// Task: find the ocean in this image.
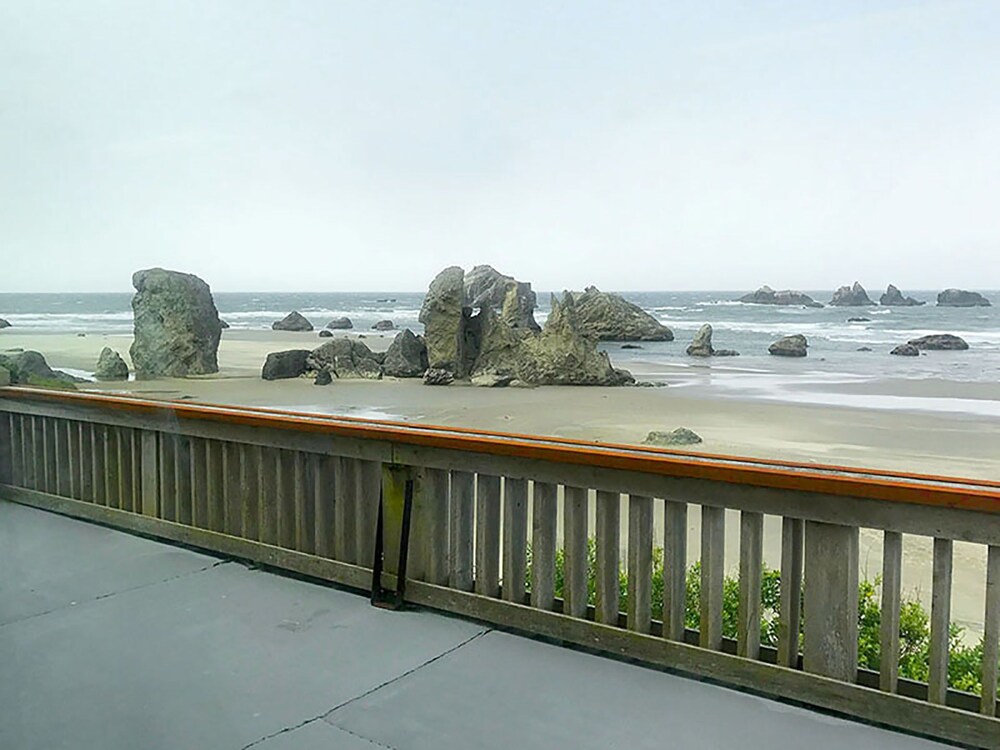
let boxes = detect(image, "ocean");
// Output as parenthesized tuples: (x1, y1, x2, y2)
(2, 290, 999, 414)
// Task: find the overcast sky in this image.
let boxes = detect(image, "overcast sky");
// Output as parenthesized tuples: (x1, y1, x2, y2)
(2, 1, 998, 293)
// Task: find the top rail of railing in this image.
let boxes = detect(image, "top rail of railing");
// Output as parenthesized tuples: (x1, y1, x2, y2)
(2, 385, 999, 513)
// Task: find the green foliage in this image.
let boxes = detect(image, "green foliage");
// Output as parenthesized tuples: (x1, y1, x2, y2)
(527, 538, 991, 695)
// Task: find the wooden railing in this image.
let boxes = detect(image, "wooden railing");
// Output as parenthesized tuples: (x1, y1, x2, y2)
(0, 387, 998, 747)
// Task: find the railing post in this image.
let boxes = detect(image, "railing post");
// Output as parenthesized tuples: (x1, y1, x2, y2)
(803, 521, 859, 682)
(140, 431, 159, 517)
(413, 467, 449, 585)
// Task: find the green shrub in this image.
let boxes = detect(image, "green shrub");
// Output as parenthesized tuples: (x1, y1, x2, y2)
(526, 539, 991, 695)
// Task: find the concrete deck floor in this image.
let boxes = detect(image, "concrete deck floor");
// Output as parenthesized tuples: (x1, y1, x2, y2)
(1, 500, 951, 750)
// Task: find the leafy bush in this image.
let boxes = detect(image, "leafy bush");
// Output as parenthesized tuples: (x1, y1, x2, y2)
(526, 539, 991, 695)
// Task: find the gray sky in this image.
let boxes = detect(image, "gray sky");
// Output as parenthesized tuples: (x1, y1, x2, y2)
(2, 1, 998, 292)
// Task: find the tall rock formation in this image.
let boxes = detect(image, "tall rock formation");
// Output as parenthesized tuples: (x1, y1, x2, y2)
(738, 286, 822, 308)
(937, 289, 992, 307)
(880, 285, 924, 307)
(463, 264, 540, 332)
(130, 268, 222, 379)
(829, 282, 876, 307)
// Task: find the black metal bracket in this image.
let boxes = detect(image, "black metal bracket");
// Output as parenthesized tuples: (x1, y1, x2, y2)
(370, 476, 414, 610)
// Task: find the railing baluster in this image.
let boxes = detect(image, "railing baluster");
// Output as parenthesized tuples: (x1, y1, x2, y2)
(778, 517, 804, 668)
(700, 505, 725, 650)
(983, 545, 1000, 717)
(92, 424, 107, 506)
(738, 510, 763, 659)
(880, 530, 903, 693)
(333, 456, 356, 563)
(257, 447, 278, 545)
(12, 414, 26, 487)
(66, 420, 80, 499)
(595, 489, 620, 625)
(276, 449, 295, 548)
(105, 426, 121, 509)
(355, 460, 380, 566)
(502, 477, 528, 603)
(78, 423, 94, 502)
(55, 419, 71, 497)
(0, 412, 13, 487)
(531, 481, 558, 611)
(31, 416, 43, 492)
(449, 470, 475, 592)
(929, 537, 954, 705)
(627, 494, 653, 634)
(204, 440, 223, 531)
(174, 436, 192, 525)
(313, 454, 333, 557)
(130, 429, 142, 511)
(803, 521, 859, 682)
(159, 433, 177, 521)
(475, 474, 501, 598)
(292, 451, 311, 552)
(562, 485, 589, 619)
(42, 417, 55, 494)
(415, 467, 449, 585)
(118, 427, 133, 512)
(140, 430, 159, 517)
(240, 444, 260, 541)
(662, 500, 688, 641)
(223, 441, 242, 536)
(190, 437, 208, 528)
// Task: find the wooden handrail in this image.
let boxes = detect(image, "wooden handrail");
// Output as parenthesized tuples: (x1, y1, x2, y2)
(2, 385, 998, 514)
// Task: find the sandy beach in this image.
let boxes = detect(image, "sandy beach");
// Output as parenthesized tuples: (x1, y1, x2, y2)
(3, 327, 999, 639)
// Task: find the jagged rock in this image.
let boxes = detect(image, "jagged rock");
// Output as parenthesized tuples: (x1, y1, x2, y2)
(0, 318, 10, 329)
(738, 286, 823, 308)
(937, 289, 991, 307)
(907, 334, 969, 351)
(464, 264, 540, 331)
(471, 371, 514, 388)
(0, 350, 80, 388)
(891, 344, 920, 357)
(830, 282, 876, 306)
(326, 317, 353, 330)
(95, 347, 129, 381)
(643, 428, 703, 446)
(848, 317, 872, 323)
(880, 285, 924, 307)
(272, 311, 313, 331)
(314, 370, 333, 386)
(130, 268, 222, 378)
(769, 334, 808, 357)
(384, 329, 429, 378)
(567, 286, 673, 341)
(474, 295, 633, 386)
(307, 339, 383, 379)
(686, 324, 714, 357)
(261, 350, 311, 380)
(0, 366, 9, 386)
(372, 319, 395, 331)
(423, 368, 454, 386)
(318, 330, 333, 338)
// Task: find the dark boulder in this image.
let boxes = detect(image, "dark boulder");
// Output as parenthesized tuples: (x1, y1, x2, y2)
(261, 350, 311, 380)
(880, 285, 924, 307)
(769, 334, 808, 357)
(686, 324, 714, 357)
(907, 334, 969, 351)
(891, 344, 920, 357)
(326, 317, 353, 330)
(857, 347, 873, 352)
(423, 368, 455, 386)
(307, 339, 383, 379)
(643, 428, 703, 446)
(937, 289, 991, 307)
(272, 311, 314, 331)
(384, 329, 429, 378)
(372, 319, 395, 331)
(220, 319, 230, 329)
(0, 318, 10, 329)
(314, 369, 333, 386)
(95, 347, 129, 381)
(130, 268, 223, 378)
(318, 330, 333, 338)
(738, 286, 822, 308)
(829, 282, 876, 307)
(0, 350, 80, 388)
(848, 317, 872, 323)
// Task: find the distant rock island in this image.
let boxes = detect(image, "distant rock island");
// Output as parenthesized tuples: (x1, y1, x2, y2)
(738, 286, 822, 308)
(829, 282, 876, 307)
(568, 286, 674, 341)
(937, 289, 992, 307)
(880, 284, 924, 307)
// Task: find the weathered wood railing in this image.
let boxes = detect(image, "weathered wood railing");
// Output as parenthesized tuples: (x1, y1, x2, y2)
(1, 387, 998, 747)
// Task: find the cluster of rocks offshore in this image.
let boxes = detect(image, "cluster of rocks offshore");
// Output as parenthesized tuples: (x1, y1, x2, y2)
(737, 283, 991, 308)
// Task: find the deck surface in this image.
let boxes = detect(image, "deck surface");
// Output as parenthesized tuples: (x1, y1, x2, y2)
(0, 500, 950, 750)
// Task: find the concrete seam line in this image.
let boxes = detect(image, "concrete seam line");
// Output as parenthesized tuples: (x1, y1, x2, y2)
(0, 559, 228, 629)
(237, 628, 492, 750)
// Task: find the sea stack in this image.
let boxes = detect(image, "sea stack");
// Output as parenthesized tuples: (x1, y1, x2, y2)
(130, 268, 222, 379)
(880, 285, 924, 307)
(738, 286, 823, 308)
(937, 289, 992, 307)
(829, 282, 876, 307)
(567, 286, 674, 341)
